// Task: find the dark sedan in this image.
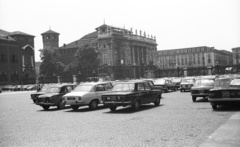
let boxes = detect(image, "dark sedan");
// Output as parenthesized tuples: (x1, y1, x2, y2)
(191, 79, 214, 102)
(154, 79, 177, 93)
(208, 77, 240, 110)
(31, 84, 50, 103)
(102, 81, 162, 111)
(36, 84, 75, 110)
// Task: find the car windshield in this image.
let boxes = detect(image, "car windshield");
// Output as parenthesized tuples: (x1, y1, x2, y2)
(46, 87, 60, 93)
(172, 79, 181, 82)
(230, 79, 240, 86)
(194, 79, 214, 86)
(73, 85, 93, 92)
(112, 83, 135, 91)
(154, 79, 165, 85)
(182, 79, 194, 83)
(214, 78, 233, 87)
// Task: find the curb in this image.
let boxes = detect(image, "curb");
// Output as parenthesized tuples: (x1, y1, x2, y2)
(199, 112, 240, 147)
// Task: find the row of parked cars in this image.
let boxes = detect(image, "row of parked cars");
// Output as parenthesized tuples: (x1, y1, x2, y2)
(174, 74, 240, 110)
(1, 84, 38, 92)
(31, 79, 163, 111)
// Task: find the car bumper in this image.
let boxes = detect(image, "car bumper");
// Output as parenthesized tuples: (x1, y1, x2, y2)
(103, 101, 132, 106)
(191, 93, 209, 97)
(209, 98, 240, 102)
(64, 101, 86, 105)
(36, 102, 56, 106)
(180, 87, 191, 91)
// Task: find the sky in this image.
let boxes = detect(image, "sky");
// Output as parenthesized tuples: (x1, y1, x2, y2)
(1, 0, 240, 62)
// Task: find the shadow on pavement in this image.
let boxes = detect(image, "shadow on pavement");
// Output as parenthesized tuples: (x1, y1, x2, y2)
(103, 104, 164, 114)
(64, 105, 108, 112)
(37, 106, 71, 112)
(195, 98, 209, 103)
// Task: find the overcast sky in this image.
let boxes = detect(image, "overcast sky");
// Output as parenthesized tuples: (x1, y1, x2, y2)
(1, 0, 240, 62)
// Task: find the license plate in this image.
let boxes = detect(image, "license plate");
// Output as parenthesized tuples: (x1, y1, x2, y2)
(67, 97, 75, 100)
(222, 91, 230, 98)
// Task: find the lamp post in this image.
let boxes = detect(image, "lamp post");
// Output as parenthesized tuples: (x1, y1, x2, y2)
(216, 61, 219, 75)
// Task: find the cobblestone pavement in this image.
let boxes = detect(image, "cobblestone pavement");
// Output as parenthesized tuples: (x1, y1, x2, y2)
(0, 90, 237, 147)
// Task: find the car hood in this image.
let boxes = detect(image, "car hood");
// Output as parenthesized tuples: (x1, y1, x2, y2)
(63, 91, 89, 97)
(210, 87, 240, 91)
(103, 91, 135, 96)
(38, 93, 59, 98)
(191, 86, 213, 90)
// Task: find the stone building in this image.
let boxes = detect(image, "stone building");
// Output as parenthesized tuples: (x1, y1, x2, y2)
(232, 47, 240, 73)
(96, 24, 157, 80)
(0, 29, 35, 85)
(157, 46, 232, 77)
(41, 24, 157, 80)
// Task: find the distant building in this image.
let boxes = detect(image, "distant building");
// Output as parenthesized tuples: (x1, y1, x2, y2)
(232, 47, 240, 73)
(41, 24, 158, 80)
(157, 46, 232, 77)
(0, 29, 35, 85)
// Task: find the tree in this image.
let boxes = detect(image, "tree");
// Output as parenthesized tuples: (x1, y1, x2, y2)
(39, 48, 64, 77)
(73, 44, 99, 79)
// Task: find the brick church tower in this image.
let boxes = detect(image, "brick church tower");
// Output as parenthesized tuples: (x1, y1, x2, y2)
(41, 29, 59, 49)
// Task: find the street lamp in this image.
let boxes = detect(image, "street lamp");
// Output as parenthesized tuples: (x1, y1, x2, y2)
(216, 61, 219, 75)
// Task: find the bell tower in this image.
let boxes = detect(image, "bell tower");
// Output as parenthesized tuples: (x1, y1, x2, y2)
(41, 29, 60, 49)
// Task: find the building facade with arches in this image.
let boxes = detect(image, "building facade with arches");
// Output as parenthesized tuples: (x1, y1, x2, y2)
(0, 29, 36, 85)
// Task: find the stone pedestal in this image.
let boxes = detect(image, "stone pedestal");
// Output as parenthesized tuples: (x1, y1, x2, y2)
(73, 75, 77, 84)
(57, 76, 61, 84)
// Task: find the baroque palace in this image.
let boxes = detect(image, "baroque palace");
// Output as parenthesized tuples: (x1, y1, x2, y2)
(41, 24, 239, 80)
(41, 24, 158, 80)
(0, 29, 35, 85)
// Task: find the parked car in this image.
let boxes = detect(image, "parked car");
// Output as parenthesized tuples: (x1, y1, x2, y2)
(31, 84, 50, 103)
(154, 79, 177, 92)
(27, 84, 37, 91)
(102, 81, 162, 111)
(130, 79, 163, 95)
(208, 77, 240, 110)
(36, 84, 75, 110)
(62, 82, 113, 110)
(190, 79, 214, 102)
(172, 78, 182, 89)
(180, 78, 195, 92)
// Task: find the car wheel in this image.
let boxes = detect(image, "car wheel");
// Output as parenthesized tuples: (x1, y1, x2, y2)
(154, 96, 161, 106)
(192, 96, 196, 102)
(42, 105, 50, 110)
(132, 100, 140, 110)
(89, 100, 98, 110)
(57, 100, 65, 109)
(109, 106, 117, 111)
(212, 104, 218, 110)
(180, 90, 182, 92)
(71, 105, 79, 110)
(33, 100, 36, 103)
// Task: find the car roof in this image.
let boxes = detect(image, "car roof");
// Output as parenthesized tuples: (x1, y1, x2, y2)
(79, 81, 112, 86)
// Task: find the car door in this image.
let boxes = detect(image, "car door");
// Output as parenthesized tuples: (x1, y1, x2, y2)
(95, 84, 106, 102)
(137, 83, 148, 104)
(143, 82, 154, 103)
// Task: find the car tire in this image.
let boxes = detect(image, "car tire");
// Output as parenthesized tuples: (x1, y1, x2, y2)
(42, 105, 50, 110)
(154, 96, 161, 106)
(132, 100, 140, 110)
(57, 100, 65, 109)
(89, 100, 98, 110)
(212, 104, 218, 110)
(109, 106, 117, 111)
(33, 100, 36, 103)
(192, 96, 196, 102)
(71, 105, 79, 110)
(180, 90, 182, 92)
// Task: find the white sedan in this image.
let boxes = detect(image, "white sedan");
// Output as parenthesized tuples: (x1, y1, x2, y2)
(62, 82, 113, 110)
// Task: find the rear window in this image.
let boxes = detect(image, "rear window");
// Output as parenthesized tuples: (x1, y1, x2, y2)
(194, 79, 214, 86)
(214, 79, 233, 87)
(112, 83, 135, 91)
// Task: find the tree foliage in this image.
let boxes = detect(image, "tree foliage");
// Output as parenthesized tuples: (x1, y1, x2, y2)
(39, 48, 64, 77)
(74, 44, 99, 77)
